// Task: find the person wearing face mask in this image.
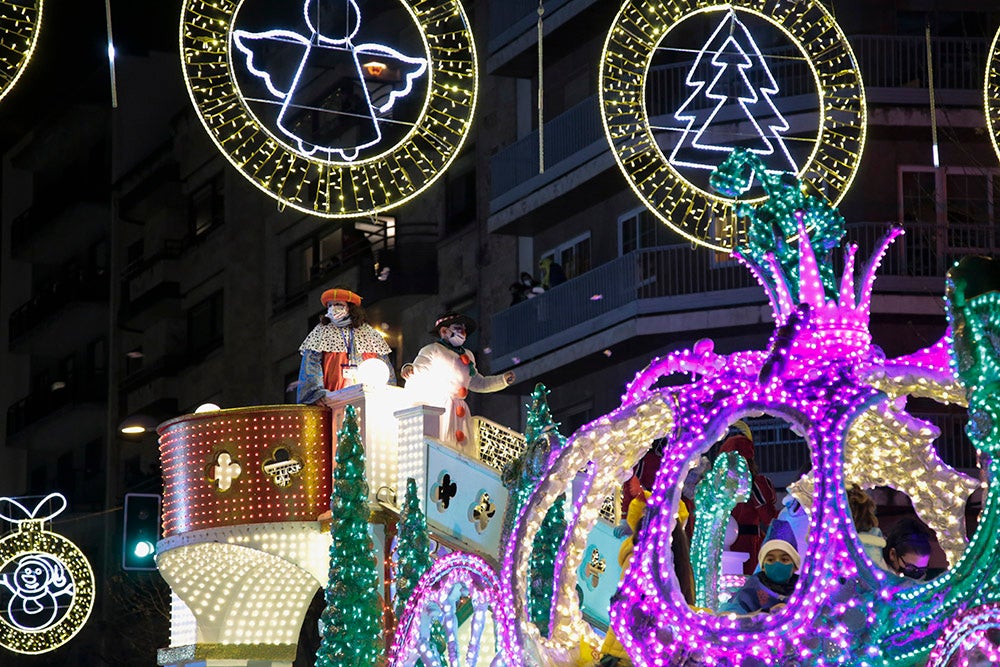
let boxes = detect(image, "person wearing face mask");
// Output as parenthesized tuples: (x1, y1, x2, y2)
(400, 312, 514, 449)
(719, 519, 800, 615)
(882, 517, 933, 582)
(296, 287, 395, 406)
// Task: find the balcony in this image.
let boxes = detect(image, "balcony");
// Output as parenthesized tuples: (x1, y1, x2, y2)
(10, 172, 109, 261)
(488, 35, 989, 233)
(6, 372, 107, 450)
(119, 240, 185, 330)
(489, 222, 993, 379)
(8, 266, 109, 356)
(488, 0, 609, 74)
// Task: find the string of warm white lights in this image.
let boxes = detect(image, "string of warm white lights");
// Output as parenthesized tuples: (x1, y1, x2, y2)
(180, 0, 478, 217)
(0, 0, 43, 104)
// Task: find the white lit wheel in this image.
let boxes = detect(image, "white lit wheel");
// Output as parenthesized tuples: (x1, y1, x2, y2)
(180, 0, 477, 217)
(599, 0, 865, 251)
(987, 25, 1000, 167)
(498, 395, 674, 665)
(0, 0, 43, 104)
(390, 552, 511, 667)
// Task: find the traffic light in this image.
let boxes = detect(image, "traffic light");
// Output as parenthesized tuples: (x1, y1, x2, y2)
(123, 493, 161, 571)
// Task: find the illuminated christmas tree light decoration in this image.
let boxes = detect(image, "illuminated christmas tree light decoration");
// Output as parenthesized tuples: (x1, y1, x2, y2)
(0, 0, 42, 105)
(180, 0, 477, 217)
(599, 0, 866, 252)
(316, 404, 384, 667)
(669, 9, 798, 175)
(988, 24, 1000, 167)
(0, 493, 95, 655)
(394, 477, 432, 622)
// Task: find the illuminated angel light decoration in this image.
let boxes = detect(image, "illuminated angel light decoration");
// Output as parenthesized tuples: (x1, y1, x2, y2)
(0, 0, 43, 105)
(669, 9, 797, 174)
(0, 493, 95, 655)
(600, 0, 866, 252)
(988, 24, 1000, 166)
(181, 0, 477, 217)
(389, 552, 512, 667)
(231, 0, 428, 161)
(486, 158, 987, 665)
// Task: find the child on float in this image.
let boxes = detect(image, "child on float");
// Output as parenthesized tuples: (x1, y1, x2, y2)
(718, 519, 800, 615)
(847, 484, 891, 572)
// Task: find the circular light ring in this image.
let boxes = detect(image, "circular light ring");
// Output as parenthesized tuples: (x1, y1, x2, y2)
(927, 603, 1000, 666)
(599, 0, 866, 251)
(0, 527, 95, 655)
(180, 0, 477, 217)
(987, 25, 1000, 167)
(0, 1, 43, 105)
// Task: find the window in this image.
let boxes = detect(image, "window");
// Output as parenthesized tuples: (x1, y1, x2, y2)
(187, 291, 224, 355)
(541, 233, 591, 281)
(190, 177, 224, 238)
(618, 208, 672, 255)
(284, 218, 391, 295)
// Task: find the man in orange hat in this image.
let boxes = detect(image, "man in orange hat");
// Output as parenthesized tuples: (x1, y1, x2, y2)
(400, 312, 514, 449)
(296, 286, 394, 405)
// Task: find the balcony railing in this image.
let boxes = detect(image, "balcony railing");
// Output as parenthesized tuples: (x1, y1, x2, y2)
(491, 222, 1000, 361)
(489, 35, 989, 203)
(489, 0, 575, 52)
(8, 267, 109, 347)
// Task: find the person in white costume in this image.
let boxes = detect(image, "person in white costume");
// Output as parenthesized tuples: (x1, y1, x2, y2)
(401, 312, 514, 449)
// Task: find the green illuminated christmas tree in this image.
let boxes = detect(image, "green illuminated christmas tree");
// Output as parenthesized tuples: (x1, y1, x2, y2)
(500, 383, 567, 638)
(394, 477, 432, 622)
(316, 405, 384, 667)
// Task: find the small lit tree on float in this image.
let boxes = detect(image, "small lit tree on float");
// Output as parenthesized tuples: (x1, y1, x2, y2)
(316, 405, 384, 667)
(500, 383, 567, 638)
(395, 477, 432, 622)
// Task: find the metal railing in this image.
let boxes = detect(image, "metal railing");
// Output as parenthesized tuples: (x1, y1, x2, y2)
(491, 222, 1000, 360)
(6, 373, 107, 437)
(8, 267, 109, 347)
(489, 35, 989, 201)
(491, 94, 602, 197)
(489, 0, 574, 50)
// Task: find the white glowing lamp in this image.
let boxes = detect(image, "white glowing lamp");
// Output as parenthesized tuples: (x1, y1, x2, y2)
(357, 358, 390, 387)
(195, 403, 221, 413)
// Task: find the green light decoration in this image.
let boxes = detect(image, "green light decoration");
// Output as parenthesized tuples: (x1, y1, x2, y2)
(874, 256, 1000, 665)
(500, 383, 567, 638)
(394, 477, 432, 623)
(316, 405, 384, 667)
(690, 451, 750, 610)
(711, 148, 846, 299)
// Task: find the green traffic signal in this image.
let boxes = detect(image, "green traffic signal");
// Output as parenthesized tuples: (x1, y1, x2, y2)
(123, 493, 161, 571)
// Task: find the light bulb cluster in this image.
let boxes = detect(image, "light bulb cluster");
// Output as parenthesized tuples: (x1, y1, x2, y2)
(158, 405, 332, 537)
(987, 25, 1000, 170)
(180, 0, 478, 217)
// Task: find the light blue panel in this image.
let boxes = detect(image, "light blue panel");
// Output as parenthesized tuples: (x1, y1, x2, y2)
(576, 519, 625, 628)
(424, 440, 509, 560)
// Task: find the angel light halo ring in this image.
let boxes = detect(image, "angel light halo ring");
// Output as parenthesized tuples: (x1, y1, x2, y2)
(180, 0, 478, 217)
(599, 0, 867, 252)
(0, 0, 43, 105)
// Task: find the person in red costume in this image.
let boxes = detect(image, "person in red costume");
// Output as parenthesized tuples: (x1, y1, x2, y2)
(720, 431, 778, 574)
(296, 287, 394, 406)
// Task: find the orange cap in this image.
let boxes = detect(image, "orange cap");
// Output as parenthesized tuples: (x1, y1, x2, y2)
(321, 288, 361, 306)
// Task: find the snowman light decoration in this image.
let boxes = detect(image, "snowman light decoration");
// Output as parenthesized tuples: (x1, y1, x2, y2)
(232, 0, 428, 161)
(0, 493, 95, 655)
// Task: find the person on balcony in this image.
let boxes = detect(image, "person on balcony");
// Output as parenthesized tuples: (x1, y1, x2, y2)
(296, 286, 394, 406)
(400, 312, 514, 449)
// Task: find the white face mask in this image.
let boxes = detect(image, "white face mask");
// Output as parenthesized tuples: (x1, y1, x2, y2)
(328, 303, 349, 321)
(444, 327, 466, 346)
